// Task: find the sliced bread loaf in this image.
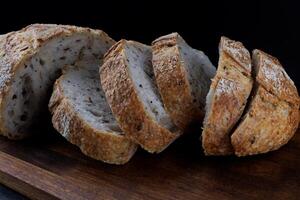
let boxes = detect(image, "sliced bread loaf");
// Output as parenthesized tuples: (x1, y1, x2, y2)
(202, 37, 253, 155)
(231, 50, 300, 156)
(100, 40, 181, 153)
(152, 33, 216, 130)
(49, 61, 137, 164)
(0, 24, 114, 139)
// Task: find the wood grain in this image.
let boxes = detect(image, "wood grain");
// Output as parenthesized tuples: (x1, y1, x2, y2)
(0, 128, 299, 200)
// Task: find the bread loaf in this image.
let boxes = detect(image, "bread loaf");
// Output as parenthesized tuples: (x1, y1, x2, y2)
(152, 33, 215, 130)
(231, 49, 300, 156)
(0, 24, 114, 139)
(100, 40, 181, 153)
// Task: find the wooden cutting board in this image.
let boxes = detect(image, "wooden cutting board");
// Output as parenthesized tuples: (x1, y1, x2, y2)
(0, 128, 299, 200)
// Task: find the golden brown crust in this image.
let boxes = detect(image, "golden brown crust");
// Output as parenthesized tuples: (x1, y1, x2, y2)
(100, 40, 181, 153)
(152, 33, 200, 130)
(231, 50, 300, 156)
(220, 36, 251, 77)
(202, 37, 253, 155)
(49, 78, 137, 165)
(253, 49, 300, 105)
(0, 24, 112, 138)
(231, 86, 299, 156)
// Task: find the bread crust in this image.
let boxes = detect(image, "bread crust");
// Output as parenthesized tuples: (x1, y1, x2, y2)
(231, 86, 299, 156)
(253, 49, 300, 105)
(202, 36, 253, 155)
(49, 78, 137, 165)
(152, 33, 203, 130)
(100, 40, 181, 153)
(220, 36, 251, 76)
(0, 24, 114, 138)
(231, 50, 300, 156)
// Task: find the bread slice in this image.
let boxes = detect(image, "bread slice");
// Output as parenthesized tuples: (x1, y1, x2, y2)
(0, 24, 115, 139)
(202, 37, 253, 155)
(152, 33, 216, 130)
(100, 40, 181, 153)
(231, 50, 300, 156)
(49, 61, 137, 164)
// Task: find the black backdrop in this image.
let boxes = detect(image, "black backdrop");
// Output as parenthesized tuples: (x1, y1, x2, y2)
(1, 1, 299, 87)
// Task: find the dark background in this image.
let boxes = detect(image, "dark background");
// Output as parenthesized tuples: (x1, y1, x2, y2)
(1, 1, 299, 87)
(0, 1, 299, 198)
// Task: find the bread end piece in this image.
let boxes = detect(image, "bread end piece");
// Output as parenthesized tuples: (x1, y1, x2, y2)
(231, 86, 299, 156)
(231, 50, 300, 156)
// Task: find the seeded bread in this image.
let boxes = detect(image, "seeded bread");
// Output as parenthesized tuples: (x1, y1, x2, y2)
(231, 50, 300, 156)
(100, 40, 181, 153)
(49, 61, 137, 164)
(152, 33, 216, 130)
(0, 24, 114, 139)
(202, 37, 253, 155)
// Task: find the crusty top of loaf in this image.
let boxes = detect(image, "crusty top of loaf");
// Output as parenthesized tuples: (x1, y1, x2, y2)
(0, 24, 112, 94)
(0, 24, 115, 137)
(219, 36, 251, 76)
(253, 49, 300, 106)
(152, 32, 181, 46)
